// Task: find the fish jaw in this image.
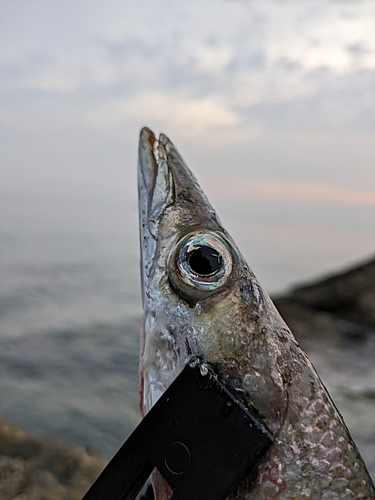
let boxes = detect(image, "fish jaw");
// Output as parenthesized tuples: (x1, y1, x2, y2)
(138, 127, 231, 415)
(138, 128, 375, 499)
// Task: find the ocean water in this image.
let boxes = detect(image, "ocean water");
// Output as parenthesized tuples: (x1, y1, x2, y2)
(0, 195, 143, 455)
(0, 194, 374, 481)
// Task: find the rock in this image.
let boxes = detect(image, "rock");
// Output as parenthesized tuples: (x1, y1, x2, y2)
(272, 297, 341, 348)
(0, 415, 106, 500)
(273, 255, 375, 347)
(286, 256, 375, 328)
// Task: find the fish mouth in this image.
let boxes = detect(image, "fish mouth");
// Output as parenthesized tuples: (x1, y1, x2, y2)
(138, 128, 230, 410)
(138, 127, 158, 215)
(138, 127, 218, 304)
(138, 127, 174, 305)
(138, 128, 189, 417)
(138, 127, 221, 411)
(138, 127, 174, 230)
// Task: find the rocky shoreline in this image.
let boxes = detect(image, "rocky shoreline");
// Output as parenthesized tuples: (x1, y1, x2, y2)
(0, 415, 106, 500)
(1, 256, 374, 498)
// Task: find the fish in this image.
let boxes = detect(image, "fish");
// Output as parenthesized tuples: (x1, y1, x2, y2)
(137, 127, 375, 500)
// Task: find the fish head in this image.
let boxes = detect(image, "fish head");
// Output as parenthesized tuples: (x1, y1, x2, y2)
(138, 127, 288, 426)
(138, 127, 374, 499)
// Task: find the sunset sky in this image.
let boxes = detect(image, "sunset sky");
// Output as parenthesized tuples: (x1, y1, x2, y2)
(1, 0, 374, 290)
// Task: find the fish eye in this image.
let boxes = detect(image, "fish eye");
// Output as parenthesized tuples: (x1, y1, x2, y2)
(168, 232, 233, 298)
(187, 246, 222, 276)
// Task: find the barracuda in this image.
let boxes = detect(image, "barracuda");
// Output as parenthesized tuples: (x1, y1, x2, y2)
(138, 127, 375, 500)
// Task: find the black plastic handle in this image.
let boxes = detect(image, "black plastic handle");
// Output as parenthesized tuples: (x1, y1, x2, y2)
(82, 356, 273, 500)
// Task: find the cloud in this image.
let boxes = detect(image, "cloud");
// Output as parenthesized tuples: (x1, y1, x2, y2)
(82, 91, 262, 146)
(0, 0, 374, 198)
(2, 0, 374, 98)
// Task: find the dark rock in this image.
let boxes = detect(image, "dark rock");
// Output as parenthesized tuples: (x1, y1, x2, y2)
(272, 296, 341, 348)
(285, 256, 375, 328)
(273, 255, 375, 349)
(0, 415, 106, 500)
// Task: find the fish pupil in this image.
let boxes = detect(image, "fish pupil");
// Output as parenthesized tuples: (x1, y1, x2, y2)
(187, 246, 222, 276)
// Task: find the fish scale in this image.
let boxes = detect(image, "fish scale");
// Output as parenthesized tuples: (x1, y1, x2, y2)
(138, 127, 375, 500)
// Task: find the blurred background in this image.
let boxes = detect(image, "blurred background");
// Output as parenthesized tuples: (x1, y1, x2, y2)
(0, 0, 374, 494)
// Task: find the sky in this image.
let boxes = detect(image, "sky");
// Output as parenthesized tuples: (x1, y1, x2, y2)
(0, 0, 374, 290)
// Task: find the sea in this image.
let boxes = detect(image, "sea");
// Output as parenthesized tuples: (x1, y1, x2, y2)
(0, 193, 374, 481)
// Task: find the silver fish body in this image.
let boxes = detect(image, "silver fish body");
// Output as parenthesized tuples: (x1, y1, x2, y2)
(138, 127, 375, 500)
